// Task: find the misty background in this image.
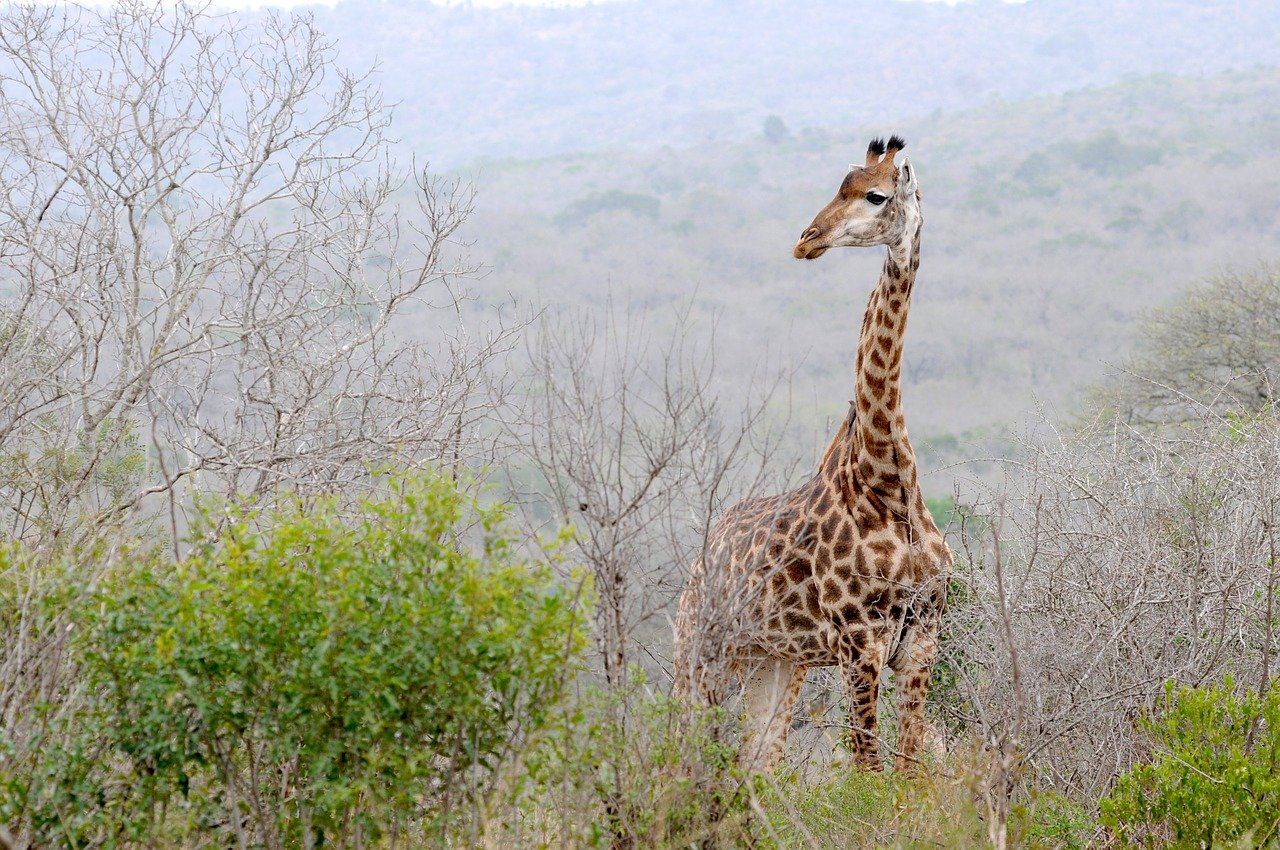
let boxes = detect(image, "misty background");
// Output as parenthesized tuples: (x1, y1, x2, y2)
(301, 0, 1280, 496)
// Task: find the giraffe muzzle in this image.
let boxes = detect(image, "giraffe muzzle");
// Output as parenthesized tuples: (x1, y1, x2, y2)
(794, 230, 829, 260)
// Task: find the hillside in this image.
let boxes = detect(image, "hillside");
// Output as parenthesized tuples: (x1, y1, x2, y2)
(449, 68, 1280, 489)
(307, 0, 1280, 166)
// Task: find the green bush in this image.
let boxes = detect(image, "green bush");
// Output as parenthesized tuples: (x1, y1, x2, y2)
(1021, 790, 1096, 850)
(10, 473, 587, 848)
(1101, 677, 1280, 848)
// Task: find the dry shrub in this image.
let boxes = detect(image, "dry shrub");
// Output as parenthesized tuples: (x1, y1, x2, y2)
(944, 404, 1280, 806)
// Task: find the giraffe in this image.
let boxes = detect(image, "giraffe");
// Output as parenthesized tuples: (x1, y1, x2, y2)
(672, 136, 952, 773)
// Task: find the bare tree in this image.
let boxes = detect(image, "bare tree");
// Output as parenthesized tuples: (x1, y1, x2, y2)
(0, 2, 505, 557)
(507, 296, 821, 845)
(516, 298, 800, 691)
(0, 7, 516, 835)
(942, 404, 1280, 810)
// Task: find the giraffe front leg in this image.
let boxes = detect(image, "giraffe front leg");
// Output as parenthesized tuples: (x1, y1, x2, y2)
(839, 628, 888, 771)
(739, 656, 807, 773)
(889, 613, 942, 774)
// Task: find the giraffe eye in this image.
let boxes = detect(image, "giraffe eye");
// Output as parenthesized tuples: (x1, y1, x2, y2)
(865, 192, 888, 206)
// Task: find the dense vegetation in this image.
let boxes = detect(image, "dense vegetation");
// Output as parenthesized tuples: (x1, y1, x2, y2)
(4, 477, 585, 847)
(1102, 680, 1280, 847)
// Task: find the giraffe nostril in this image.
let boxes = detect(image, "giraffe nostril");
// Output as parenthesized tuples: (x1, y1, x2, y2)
(801, 227, 820, 242)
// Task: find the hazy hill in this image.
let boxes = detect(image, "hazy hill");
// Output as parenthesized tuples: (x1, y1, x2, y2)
(309, 0, 1280, 166)
(449, 67, 1280, 489)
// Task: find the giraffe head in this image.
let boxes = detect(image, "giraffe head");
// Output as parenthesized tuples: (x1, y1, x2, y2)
(793, 135, 919, 260)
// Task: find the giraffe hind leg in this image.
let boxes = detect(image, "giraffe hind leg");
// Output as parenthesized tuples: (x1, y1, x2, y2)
(739, 656, 807, 773)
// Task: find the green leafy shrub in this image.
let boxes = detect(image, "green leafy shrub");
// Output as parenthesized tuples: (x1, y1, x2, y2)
(924, 495, 957, 530)
(11, 473, 587, 848)
(1021, 790, 1096, 850)
(1101, 677, 1280, 848)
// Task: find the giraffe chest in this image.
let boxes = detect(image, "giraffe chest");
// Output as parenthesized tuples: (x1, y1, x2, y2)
(740, 503, 948, 665)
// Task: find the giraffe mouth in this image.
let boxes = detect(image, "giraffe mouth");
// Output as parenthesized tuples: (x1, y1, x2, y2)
(793, 242, 829, 260)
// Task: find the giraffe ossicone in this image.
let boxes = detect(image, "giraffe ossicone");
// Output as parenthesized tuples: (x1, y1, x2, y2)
(673, 135, 952, 774)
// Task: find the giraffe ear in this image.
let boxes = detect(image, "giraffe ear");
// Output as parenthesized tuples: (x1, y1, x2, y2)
(897, 156, 917, 195)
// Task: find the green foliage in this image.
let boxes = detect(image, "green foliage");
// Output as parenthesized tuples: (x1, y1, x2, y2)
(1022, 790, 1097, 850)
(925, 495, 956, 530)
(1101, 677, 1280, 848)
(8, 473, 587, 848)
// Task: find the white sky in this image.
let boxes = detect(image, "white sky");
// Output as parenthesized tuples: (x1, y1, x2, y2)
(76, 0, 636, 7)
(77, 0, 1004, 8)
(233, 0, 618, 7)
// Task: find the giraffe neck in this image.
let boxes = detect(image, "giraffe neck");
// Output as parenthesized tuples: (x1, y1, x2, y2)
(848, 212, 923, 517)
